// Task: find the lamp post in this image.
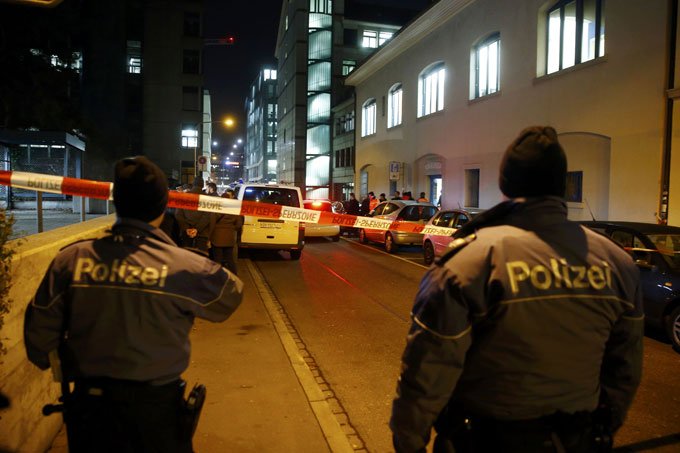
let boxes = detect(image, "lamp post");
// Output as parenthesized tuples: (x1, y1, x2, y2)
(193, 117, 235, 178)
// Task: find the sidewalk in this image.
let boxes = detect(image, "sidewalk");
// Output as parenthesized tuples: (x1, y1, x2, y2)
(47, 259, 346, 453)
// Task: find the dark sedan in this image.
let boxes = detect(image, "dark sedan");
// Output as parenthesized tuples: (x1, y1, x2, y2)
(582, 221, 680, 352)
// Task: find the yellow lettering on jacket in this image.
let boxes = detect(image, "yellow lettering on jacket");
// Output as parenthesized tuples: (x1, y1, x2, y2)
(506, 258, 612, 294)
(73, 257, 168, 288)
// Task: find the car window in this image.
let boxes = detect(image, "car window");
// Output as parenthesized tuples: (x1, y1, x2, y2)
(610, 230, 634, 248)
(454, 213, 469, 228)
(399, 206, 420, 221)
(434, 211, 456, 227)
(382, 203, 400, 216)
(420, 206, 438, 220)
(646, 233, 680, 269)
(371, 203, 386, 216)
(243, 187, 300, 207)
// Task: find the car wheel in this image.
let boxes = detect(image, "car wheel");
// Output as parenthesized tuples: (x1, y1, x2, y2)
(290, 249, 302, 260)
(385, 233, 398, 253)
(332, 234, 340, 242)
(423, 241, 435, 265)
(359, 229, 368, 244)
(666, 305, 680, 352)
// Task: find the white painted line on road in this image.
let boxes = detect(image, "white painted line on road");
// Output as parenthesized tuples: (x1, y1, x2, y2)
(246, 259, 355, 453)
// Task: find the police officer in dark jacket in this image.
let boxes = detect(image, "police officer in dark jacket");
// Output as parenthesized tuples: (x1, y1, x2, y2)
(24, 156, 244, 453)
(390, 126, 643, 453)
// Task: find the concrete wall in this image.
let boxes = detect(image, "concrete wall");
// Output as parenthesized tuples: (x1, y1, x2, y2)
(0, 215, 115, 452)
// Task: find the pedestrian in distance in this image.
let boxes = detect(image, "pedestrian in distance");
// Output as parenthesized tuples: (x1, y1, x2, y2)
(210, 190, 243, 275)
(345, 192, 360, 215)
(368, 191, 379, 212)
(24, 156, 244, 453)
(359, 193, 371, 216)
(379, 193, 387, 202)
(344, 192, 361, 237)
(205, 182, 218, 196)
(390, 126, 643, 453)
(417, 192, 429, 203)
(176, 176, 212, 253)
(392, 191, 401, 200)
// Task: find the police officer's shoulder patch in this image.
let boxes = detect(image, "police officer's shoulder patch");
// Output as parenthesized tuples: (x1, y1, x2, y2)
(435, 233, 476, 266)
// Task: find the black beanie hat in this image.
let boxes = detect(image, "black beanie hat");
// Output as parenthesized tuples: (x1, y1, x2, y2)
(113, 156, 168, 222)
(499, 126, 567, 198)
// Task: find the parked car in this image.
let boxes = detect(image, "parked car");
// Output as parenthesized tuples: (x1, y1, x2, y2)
(359, 200, 438, 253)
(581, 221, 680, 352)
(303, 199, 340, 242)
(422, 208, 484, 265)
(236, 183, 305, 260)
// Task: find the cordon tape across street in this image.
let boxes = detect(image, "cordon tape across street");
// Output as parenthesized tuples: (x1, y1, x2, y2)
(0, 170, 457, 237)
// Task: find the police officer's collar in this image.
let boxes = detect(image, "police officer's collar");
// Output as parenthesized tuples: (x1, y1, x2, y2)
(111, 217, 176, 245)
(453, 196, 566, 239)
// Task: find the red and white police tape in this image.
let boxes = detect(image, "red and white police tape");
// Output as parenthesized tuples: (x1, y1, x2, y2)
(0, 170, 456, 237)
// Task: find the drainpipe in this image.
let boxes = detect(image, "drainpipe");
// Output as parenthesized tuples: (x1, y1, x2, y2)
(660, 0, 678, 224)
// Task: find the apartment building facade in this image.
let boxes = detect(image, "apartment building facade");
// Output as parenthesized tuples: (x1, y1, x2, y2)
(347, 0, 680, 223)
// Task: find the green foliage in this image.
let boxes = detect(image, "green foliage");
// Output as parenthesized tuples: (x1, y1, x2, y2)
(0, 209, 15, 355)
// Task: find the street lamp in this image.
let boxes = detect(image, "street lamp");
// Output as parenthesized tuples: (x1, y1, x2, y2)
(192, 117, 236, 177)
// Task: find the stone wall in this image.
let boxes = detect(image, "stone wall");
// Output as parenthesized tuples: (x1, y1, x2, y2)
(0, 215, 115, 452)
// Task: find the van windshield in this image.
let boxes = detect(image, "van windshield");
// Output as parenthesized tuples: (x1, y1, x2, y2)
(243, 187, 301, 208)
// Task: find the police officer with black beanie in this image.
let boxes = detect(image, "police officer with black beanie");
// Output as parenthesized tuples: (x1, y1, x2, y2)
(391, 126, 643, 452)
(25, 156, 244, 452)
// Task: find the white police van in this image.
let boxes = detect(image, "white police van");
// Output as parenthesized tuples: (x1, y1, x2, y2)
(235, 183, 305, 260)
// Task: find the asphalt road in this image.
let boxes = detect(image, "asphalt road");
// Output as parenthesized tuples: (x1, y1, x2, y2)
(251, 236, 680, 453)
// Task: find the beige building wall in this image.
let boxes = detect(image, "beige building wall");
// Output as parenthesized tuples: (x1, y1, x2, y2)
(348, 0, 670, 223)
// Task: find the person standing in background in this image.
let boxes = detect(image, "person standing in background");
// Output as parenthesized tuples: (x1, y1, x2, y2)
(209, 190, 243, 275)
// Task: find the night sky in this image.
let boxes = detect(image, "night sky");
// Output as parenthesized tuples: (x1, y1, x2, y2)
(203, 0, 431, 147)
(203, 1, 279, 146)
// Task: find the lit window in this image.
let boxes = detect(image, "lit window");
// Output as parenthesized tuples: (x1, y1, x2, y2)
(546, 0, 604, 74)
(361, 99, 376, 137)
(342, 59, 356, 76)
(309, 0, 332, 14)
(387, 83, 402, 128)
(472, 33, 500, 99)
(127, 41, 142, 74)
(418, 62, 445, 117)
(362, 30, 378, 48)
(264, 69, 277, 80)
(379, 31, 393, 46)
(181, 127, 198, 148)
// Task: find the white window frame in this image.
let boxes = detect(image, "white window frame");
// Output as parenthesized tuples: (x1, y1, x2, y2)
(471, 33, 500, 99)
(418, 63, 445, 118)
(387, 83, 402, 129)
(546, 0, 605, 75)
(181, 127, 198, 148)
(362, 30, 378, 48)
(361, 99, 377, 137)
